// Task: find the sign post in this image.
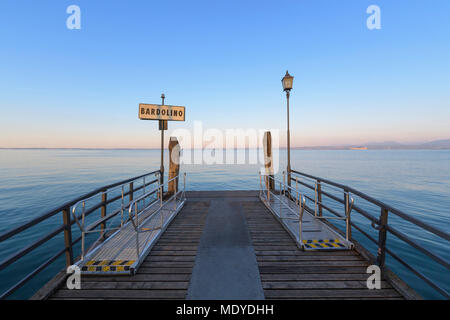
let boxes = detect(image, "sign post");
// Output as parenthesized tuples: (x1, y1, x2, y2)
(139, 94, 186, 196)
(160, 94, 166, 191)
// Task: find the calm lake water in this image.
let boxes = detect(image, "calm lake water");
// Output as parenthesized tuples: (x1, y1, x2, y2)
(0, 149, 449, 299)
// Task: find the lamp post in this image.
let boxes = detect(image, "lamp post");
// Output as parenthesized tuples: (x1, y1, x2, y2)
(282, 71, 294, 187)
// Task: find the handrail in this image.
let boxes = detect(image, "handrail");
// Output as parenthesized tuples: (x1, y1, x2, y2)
(0, 170, 160, 299)
(71, 174, 160, 232)
(71, 172, 161, 260)
(0, 170, 160, 243)
(128, 173, 186, 230)
(292, 170, 449, 241)
(260, 172, 351, 241)
(127, 173, 186, 257)
(290, 169, 450, 299)
(261, 175, 303, 217)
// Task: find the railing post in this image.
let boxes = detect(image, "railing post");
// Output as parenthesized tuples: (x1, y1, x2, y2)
(62, 207, 73, 267)
(81, 201, 86, 260)
(135, 206, 140, 258)
(101, 192, 107, 239)
(160, 185, 164, 227)
(121, 186, 124, 226)
(314, 181, 318, 217)
(129, 182, 134, 203)
(174, 187, 178, 210)
(298, 194, 304, 246)
(279, 182, 282, 218)
(143, 176, 146, 208)
(377, 208, 389, 267)
(259, 172, 262, 198)
(344, 191, 352, 241)
(317, 181, 323, 217)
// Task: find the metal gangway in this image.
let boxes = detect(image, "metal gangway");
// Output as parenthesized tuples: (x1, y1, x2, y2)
(259, 172, 353, 251)
(72, 173, 186, 275)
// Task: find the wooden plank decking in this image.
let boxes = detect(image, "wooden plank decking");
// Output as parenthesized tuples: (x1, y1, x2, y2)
(47, 191, 407, 300)
(241, 201, 403, 300)
(50, 200, 209, 300)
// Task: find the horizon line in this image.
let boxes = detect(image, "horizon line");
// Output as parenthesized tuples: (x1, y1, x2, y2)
(1, 147, 449, 151)
(1, 138, 448, 150)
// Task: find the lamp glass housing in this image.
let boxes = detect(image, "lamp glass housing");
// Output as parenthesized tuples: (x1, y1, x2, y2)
(282, 71, 294, 91)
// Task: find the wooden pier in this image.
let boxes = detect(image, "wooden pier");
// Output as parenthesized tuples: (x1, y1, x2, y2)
(2, 167, 448, 300)
(41, 191, 406, 300)
(1, 130, 447, 300)
(46, 199, 209, 300)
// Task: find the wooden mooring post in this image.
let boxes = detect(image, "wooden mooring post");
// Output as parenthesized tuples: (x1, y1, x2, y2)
(62, 207, 73, 267)
(168, 137, 180, 196)
(263, 131, 274, 190)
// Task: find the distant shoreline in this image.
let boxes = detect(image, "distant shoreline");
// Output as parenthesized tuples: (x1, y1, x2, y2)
(2, 139, 449, 151)
(293, 147, 450, 150)
(1, 147, 449, 151)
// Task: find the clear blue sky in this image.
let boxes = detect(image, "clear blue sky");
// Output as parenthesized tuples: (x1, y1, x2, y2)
(0, 0, 449, 148)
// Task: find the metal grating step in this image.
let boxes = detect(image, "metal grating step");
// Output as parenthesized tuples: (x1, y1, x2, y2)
(260, 192, 353, 251)
(76, 195, 185, 275)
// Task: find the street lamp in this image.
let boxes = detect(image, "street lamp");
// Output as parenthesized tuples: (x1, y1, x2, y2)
(282, 70, 294, 187)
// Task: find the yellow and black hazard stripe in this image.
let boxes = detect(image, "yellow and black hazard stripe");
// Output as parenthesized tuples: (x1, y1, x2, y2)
(302, 239, 346, 249)
(81, 260, 135, 272)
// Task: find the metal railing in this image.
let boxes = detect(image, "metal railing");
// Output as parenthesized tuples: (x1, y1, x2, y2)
(0, 170, 160, 299)
(289, 169, 450, 299)
(259, 172, 307, 243)
(128, 173, 186, 257)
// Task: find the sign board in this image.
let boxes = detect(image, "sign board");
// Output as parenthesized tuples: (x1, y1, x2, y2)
(139, 104, 185, 121)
